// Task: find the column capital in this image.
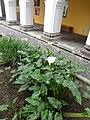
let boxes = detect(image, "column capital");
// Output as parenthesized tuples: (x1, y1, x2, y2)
(19, 0, 34, 5)
(45, 0, 65, 7)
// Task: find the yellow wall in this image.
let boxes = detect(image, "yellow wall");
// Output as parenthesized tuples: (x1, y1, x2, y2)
(62, 0, 90, 36)
(34, 0, 45, 24)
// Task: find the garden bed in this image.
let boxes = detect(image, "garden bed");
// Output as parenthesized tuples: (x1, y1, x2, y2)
(0, 67, 90, 120)
(0, 67, 30, 119)
(0, 37, 90, 120)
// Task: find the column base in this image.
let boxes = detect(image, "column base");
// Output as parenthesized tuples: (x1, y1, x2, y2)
(41, 32, 61, 41)
(44, 32, 60, 37)
(6, 20, 17, 25)
(20, 25, 33, 31)
(84, 45, 90, 51)
(0, 17, 3, 20)
(80, 45, 90, 60)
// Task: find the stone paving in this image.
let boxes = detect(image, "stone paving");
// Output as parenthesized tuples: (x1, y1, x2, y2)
(0, 21, 90, 82)
(1, 21, 88, 59)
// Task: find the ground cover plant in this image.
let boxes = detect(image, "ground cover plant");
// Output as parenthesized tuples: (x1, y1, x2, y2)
(10, 46, 90, 119)
(0, 37, 29, 67)
(0, 37, 90, 120)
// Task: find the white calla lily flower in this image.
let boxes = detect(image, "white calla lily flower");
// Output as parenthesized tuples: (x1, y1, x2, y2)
(47, 57, 56, 65)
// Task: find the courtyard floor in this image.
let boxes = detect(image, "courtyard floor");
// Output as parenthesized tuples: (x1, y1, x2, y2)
(0, 21, 90, 81)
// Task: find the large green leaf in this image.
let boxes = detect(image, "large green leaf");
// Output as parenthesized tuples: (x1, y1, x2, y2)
(86, 86, 90, 91)
(12, 114, 18, 120)
(26, 112, 39, 120)
(41, 110, 48, 120)
(0, 69, 4, 74)
(23, 105, 35, 112)
(12, 97, 18, 109)
(37, 102, 45, 111)
(0, 104, 8, 111)
(60, 100, 68, 106)
(62, 80, 82, 105)
(35, 58, 42, 67)
(14, 78, 28, 85)
(48, 97, 62, 109)
(28, 86, 40, 92)
(32, 91, 40, 97)
(55, 74, 63, 85)
(83, 91, 90, 100)
(25, 97, 40, 106)
(42, 72, 52, 85)
(85, 108, 90, 115)
(54, 112, 60, 120)
(31, 73, 42, 81)
(18, 83, 29, 92)
(54, 112, 63, 120)
(48, 111, 52, 120)
(60, 113, 63, 120)
(40, 83, 47, 95)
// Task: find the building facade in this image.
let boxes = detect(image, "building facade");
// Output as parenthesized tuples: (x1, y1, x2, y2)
(33, 0, 90, 36)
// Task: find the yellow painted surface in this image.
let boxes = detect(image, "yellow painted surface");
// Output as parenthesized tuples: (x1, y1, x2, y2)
(34, 0, 45, 25)
(62, 0, 90, 36)
(16, 7, 19, 13)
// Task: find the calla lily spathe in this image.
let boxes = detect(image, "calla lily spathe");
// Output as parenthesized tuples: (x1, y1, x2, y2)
(47, 57, 56, 64)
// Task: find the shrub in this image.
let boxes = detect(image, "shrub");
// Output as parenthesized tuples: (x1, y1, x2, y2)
(11, 47, 85, 119)
(0, 37, 29, 67)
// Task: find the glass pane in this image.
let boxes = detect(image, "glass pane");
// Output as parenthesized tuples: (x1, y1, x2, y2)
(34, 0, 40, 6)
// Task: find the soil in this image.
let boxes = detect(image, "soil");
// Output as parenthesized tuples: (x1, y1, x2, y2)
(0, 66, 90, 120)
(0, 66, 30, 120)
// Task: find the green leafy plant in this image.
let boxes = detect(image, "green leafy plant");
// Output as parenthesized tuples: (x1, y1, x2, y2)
(0, 69, 4, 74)
(0, 37, 29, 67)
(83, 86, 90, 100)
(0, 104, 8, 111)
(11, 97, 20, 120)
(0, 104, 8, 120)
(10, 46, 86, 119)
(85, 107, 90, 116)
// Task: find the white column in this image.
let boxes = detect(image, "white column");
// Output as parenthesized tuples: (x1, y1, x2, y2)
(44, 0, 65, 37)
(4, 0, 17, 25)
(86, 31, 90, 46)
(19, 0, 34, 31)
(0, 0, 2, 18)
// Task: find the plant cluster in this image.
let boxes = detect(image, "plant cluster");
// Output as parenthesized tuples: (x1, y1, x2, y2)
(10, 45, 86, 119)
(0, 37, 90, 119)
(0, 37, 29, 67)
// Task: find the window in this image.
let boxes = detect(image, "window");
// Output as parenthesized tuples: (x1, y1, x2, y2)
(34, 0, 40, 6)
(63, 0, 69, 17)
